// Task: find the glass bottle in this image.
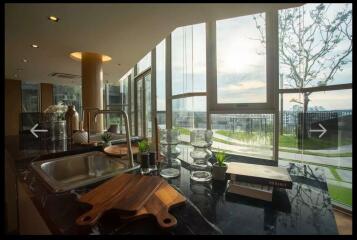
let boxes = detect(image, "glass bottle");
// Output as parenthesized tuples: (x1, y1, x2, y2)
(190, 130, 213, 182)
(159, 129, 181, 178)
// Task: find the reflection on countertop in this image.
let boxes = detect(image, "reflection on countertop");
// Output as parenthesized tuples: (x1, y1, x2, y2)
(5, 135, 338, 235)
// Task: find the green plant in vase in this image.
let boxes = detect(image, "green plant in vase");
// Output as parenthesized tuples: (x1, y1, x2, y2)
(138, 139, 150, 174)
(138, 139, 150, 153)
(212, 151, 228, 181)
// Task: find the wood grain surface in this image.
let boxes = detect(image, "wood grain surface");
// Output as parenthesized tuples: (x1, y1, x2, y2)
(120, 180, 186, 229)
(76, 173, 163, 226)
(103, 144, 139, 157)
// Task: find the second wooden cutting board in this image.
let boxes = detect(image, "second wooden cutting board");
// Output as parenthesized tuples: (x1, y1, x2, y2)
(120, 180, 186, 229)
(76, 173, 163, 226)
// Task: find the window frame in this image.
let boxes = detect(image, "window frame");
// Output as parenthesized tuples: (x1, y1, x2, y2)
(207, 11, 277, 113)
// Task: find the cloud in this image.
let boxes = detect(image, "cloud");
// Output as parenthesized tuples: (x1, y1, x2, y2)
(220, 80, 266, 92)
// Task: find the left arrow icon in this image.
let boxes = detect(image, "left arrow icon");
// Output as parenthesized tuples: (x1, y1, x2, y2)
(30, 123, 48, 138)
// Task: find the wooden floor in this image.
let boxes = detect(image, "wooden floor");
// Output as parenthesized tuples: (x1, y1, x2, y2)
(333, 209, 352, 235)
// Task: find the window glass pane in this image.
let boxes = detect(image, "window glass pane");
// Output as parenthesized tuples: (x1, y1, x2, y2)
(22, 82, 39, 112)
(172, 23, 206, 95)
(145, 73, 152, 138)
(172, 96, 206, 163)
(211, 114, 274, 160)
(279, 4, 352, 89)
(137, 79, 144, 137)
(156, 39, 166, 129)
(279, 89, 352, 208)
(216, 13, 266, 103)
(53, 84, 82, 116)
(137, 52, 151, 74)
(107, 84, 120, 105)
(105, 105, 127, 134)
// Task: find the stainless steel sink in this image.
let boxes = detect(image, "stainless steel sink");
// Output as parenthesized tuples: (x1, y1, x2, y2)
(31, 151, 140, 193)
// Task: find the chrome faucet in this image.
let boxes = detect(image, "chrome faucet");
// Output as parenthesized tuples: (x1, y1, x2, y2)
(93, 109, 134, 168)
(82, 108, 135, 168)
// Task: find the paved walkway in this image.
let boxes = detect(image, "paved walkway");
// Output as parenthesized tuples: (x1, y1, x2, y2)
(326, 179, 352, 188)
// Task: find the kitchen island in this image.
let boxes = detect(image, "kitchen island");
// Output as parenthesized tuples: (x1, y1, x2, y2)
(5, 135, 338, 235)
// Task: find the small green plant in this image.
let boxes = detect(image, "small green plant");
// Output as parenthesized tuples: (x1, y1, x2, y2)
(214, 151, 227, 167)
(101, 132, 112, 143)
(138, 139, 150, 153)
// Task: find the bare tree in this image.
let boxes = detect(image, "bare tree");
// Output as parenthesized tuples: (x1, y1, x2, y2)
(253, 3, 352, 112)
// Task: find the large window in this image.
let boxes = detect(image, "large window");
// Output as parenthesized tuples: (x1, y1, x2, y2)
(172, 23, 206, 95)
(21, 82, 39, 112)
(122, 2, 352, 211)
(156, 39, 166, 129)
(171, 23, 207, 152)
(137, 52, 151, 75)
(278, 3, 352, 208)
(216, 13, 266, 104)
(53, 84, 82, 116)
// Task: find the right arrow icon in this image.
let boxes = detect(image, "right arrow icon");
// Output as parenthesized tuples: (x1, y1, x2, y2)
(309, 123, 327, 138)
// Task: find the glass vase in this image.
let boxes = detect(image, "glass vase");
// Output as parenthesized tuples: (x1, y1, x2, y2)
(190, 129, 213, 182)
(159, 129, 181, 178)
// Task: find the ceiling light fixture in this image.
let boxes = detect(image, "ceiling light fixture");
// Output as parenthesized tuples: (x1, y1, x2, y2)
(70, 52, 112, 62)
(48, 16, 59, 22)
(31, 44, 39, 48)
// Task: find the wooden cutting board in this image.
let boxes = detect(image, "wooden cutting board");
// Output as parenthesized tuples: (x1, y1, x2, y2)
(120, 180, 186, 229)
(76, 173, 163, 226)
(103, 144, 139, 157)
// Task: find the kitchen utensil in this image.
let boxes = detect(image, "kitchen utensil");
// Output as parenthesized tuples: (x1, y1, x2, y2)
(120, 180, 186, 229)
(103, 144, 139, 157)
(76, 173, 163, 226)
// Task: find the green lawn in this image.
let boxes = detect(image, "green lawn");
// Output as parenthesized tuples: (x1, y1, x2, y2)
(174, 127, 191, 136)
(216, 130, 272, 143)
(279, 134, 352, 150)
(280, 148, 352, 158)
(216, 130, 352, 149)
(327, 184, 352, 206)
(215, 130, 352, 157)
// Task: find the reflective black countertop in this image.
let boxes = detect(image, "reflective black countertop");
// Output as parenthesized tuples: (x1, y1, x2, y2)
(5, 135, 338, 235)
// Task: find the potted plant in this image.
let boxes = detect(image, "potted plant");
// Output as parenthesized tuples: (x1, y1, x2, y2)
(101, 132, 112, 147)
(138, 139, 150, 174)
(212, 151, 228, 181)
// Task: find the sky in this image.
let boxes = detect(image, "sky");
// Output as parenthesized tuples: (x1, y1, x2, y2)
(135, 3, 352, 112)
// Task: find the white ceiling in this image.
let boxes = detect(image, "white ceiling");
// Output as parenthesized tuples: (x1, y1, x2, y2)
(5, 3, 301, 86)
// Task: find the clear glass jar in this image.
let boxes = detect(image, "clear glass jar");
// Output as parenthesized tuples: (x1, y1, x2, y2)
(159, 129, 181, 178)
(190, 130, 213, 182)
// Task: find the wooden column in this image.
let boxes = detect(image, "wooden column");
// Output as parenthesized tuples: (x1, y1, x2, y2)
(5, 79, 22, 136)
(40, 83, 53, 112)
(81, 52, 104, 133)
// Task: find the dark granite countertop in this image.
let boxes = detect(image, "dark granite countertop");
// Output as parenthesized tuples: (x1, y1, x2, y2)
(5, 135, 338, 235)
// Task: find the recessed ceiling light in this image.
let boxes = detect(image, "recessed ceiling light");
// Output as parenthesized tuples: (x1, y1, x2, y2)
(48, 16, 59, 22)
(23, 58, 28, 63)
(31, 44, 39, 48)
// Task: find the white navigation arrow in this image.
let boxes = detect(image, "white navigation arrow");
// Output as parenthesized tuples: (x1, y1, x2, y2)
(30, 123, 48, 138)
(309, 123, 327, 138)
